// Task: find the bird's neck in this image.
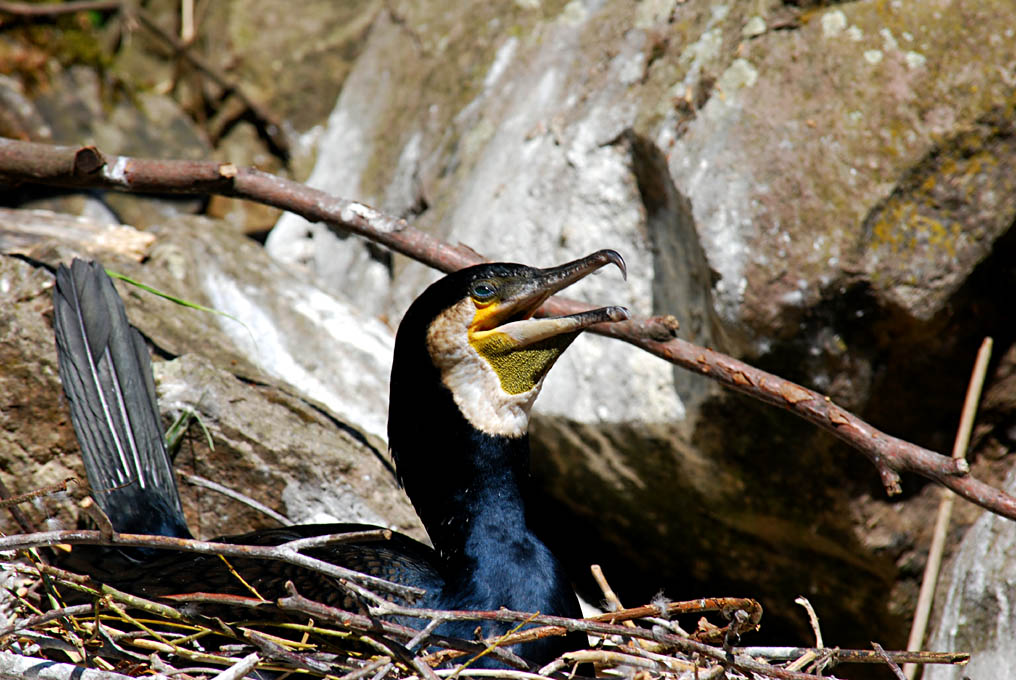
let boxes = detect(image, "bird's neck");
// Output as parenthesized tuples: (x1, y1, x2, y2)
(400, 421, 538, 561)
(389, 353, 579, 620)
(388, 361, 545, 564)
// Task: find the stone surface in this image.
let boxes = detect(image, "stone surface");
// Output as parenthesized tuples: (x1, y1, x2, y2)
(925, 463, 1016, 680)
(3, 0, 1016, 657)
(22, 66, 209, 228)
(261, 0, 1016, 648)
(0, 214, 422, 542)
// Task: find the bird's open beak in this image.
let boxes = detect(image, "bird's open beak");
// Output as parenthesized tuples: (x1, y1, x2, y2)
(484, 249, 630, 347)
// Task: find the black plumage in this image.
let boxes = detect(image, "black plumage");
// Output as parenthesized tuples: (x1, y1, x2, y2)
(52, 253, 627, 666)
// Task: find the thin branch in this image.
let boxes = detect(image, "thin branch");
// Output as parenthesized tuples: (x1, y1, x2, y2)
(0, 476, 38, 534)
(180, 471, 295, 527)
(301, 582, 819, 680)
(0, 528, 424, 600)
(126, 8, 290, 158)
(904, 336, 993, 679)
(210, 651, 260, 680)
(0, 139, 1012, 520)
(0, 0, 121, 16)
(276, 585, 526, 668)
(0, 651, 169, 680)
(0, 602, 93, 637)
(0, 477, 78, 509)
(80, 496, 115, 540)
(737, 647, 968, 666)
(873, 642, 907, 680)
(336, 656, 392, 680)
(793, 596, 823, 649)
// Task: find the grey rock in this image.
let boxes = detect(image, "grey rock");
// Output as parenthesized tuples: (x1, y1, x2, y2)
(0, 211, 422, 541)
(924, 464, 1016, 680)
(260, 0, 1016, 646)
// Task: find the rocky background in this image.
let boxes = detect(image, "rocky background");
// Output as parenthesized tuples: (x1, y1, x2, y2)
(1, 2, 1015, 676)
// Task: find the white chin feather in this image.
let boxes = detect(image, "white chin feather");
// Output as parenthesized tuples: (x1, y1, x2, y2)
(426, 299, 540, 438)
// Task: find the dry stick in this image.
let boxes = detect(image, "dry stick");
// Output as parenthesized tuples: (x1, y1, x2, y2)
(331, 581, 817, 680)
(0, 652, 166, 680)
(0, 0, 121, 16)
(243, 629, 331, 673)
(589, 564, 650, 651)
(0, 528, 423, 600)
(793, 597, 823, 649)
(0, 476, 78, 537)
(0, 140, 1012, 522)
(274, 585, 530, 669)
(737, 647, 968, 665)
(128, 8, 290, 158)
(541, 649, 694, 675)
(280, 588, 823, 680)
(903, 336, 993, 680)
(0, 476, 37, 534)
(786, 597, 823, 672)
(873, 642, 908, 680)
(0, 602, 93, 637)
(433, 670, 549, 680)
(338, 656, 393, 680)
(0, 477, 78, 509)
(180, 471, 295, 526)
(80, 496, 115, 540)
(210, 651, 260, 680)
(341, 577, 761, 646)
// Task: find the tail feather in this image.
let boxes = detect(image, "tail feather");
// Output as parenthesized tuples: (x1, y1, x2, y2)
(53, 259, 191, 539)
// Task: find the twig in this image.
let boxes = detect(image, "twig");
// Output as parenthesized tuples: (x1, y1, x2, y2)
(0, 477, 78, 509)
(80, 497, 115, 540)
(539, 649, 692, 675)
(127, 8, 290, 159)
(0, 476, 38, 534)
(278, 585, 560, 670)
(0, 140, 1012, 521)
(337, 656, 392, 680)
(590, 564, 650, 651)
(736, 647, 969, 665)
(180, 471, 295, 526)
(38, 563, 193, 623)
(405, 618, 444, 651)
(436, 670, 554, 680)
(325, 582, 817, 680)
(873, 642, 907, 680)
(0, 0, 121, 16)
(0, 602, 93, 637)
(0, 528, 423, 600)
(793, 597, 823, 649)
(904, 337, 992, 679)
(0, 651, 169, 680)
(243, 629, 332, 673)
(210, 651, 260, 680)
(369, 662, 394, 680)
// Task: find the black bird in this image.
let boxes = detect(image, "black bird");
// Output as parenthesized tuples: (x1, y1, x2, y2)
(52, 251, 628, 666)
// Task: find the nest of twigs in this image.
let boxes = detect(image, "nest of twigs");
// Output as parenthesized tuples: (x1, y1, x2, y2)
(0, 528, 969, 680)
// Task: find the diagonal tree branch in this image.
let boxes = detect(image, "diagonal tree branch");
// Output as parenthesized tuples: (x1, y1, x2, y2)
(0, 138, 1012, 520)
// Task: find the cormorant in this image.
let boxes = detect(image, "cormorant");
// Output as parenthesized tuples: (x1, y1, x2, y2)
(52, 251, 628, 666)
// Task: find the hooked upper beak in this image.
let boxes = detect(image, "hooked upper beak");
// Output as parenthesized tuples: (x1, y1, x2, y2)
(486, 249, 630, 347)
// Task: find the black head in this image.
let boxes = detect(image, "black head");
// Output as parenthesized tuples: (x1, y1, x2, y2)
(391, 250, 628, 440)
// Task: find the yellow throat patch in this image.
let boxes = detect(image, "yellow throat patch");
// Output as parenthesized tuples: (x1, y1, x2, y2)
(469, 330, 573, 395)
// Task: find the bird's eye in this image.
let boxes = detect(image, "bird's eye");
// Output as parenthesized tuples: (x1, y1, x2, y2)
(471, 281, 497, 300)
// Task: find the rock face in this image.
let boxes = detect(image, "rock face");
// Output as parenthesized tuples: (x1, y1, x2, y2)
(0, 213, 423, 542)
(263, 0, 1016, 647)
(2, 0, 1016, 657)
(925, 470, 1016, 680)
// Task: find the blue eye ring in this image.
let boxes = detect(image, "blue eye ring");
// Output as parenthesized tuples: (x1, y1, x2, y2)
(471, 281, 497, 300)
